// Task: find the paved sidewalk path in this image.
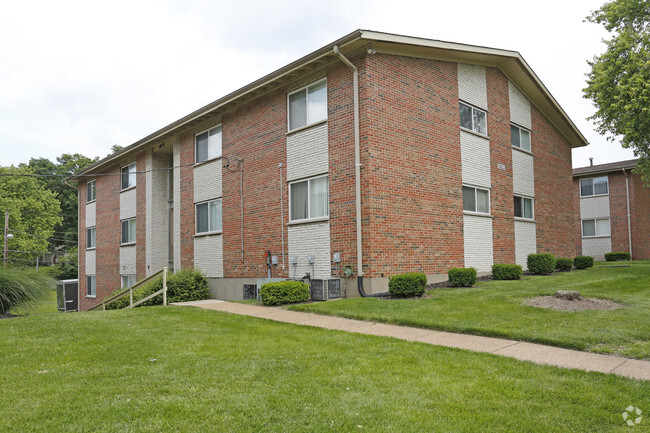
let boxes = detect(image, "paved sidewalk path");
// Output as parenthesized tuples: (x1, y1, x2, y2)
(172, 300, 649, 381)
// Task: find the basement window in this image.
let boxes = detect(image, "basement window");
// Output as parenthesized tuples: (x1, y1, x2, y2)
(511, 124, 531, 152)
(86, 275, 96, 297)
(462, 186, 490, 214)
(459, 101, 487, 135)
(514, 196, 534, 219)
(195, 125, 222, 163)
(121, 275, 136, 289)
(288, 79, 327, 131)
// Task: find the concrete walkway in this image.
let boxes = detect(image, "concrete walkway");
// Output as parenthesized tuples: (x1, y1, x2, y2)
(172, 299, 649, 381)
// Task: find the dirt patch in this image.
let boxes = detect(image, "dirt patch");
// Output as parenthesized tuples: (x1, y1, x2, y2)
(526, 296, 623, 311)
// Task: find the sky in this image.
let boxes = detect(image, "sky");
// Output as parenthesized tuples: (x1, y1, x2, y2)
(0, 0, 637, 169)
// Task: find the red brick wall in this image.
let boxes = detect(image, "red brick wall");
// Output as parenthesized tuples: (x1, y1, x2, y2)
(532, 105, 575, 258)
(136, 152, 147, 279)
(630, 173, 650, 259)
(360, 53, 464, 276)
(486, 67, 515, 264)
(608, 171, 631, 254)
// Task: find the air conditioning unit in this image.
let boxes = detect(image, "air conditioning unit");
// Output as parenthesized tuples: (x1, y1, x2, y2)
(310, 279, 341, 301)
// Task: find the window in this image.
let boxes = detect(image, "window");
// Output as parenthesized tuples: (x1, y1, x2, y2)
(580, 176, 608, 197)
(290, 176, 329, 221)
(511, 125, 531, 152)
(86, 227, 96, 249)
(582, 218, 610, 237)
(196, 199, 222, 233)
(459, 102, 487, 135)
(514, 196, 534, 219)
(121, 275, 136, 289)
(121, 163, 136, 190)
(288, 80, 327, 131)
(121, 218, 136, 244)
(86, 180, 96, 202)
(462, 186, 490, 214)
(86, 275, 96, 297)
(195, 126, 222, 163)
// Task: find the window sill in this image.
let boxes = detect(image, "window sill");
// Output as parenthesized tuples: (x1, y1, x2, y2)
(120, 242, 136, 247)
(286, 118, 328, 136)
(288, 216, 330, 226)
(580, 194, 609, 199)
(194, 230, 223, 238)
(463, 211, 493, 218)
(86, 295, 96, 299)
(194, 156, 222, 168)
(86, 199, 96, 205)
(511, 146, 534, 156)
(120, 186, 136, 193)
(85, 247, 96, 251)
(460, 126, 489, 140)
(514, 217, 536, 223)
(582, 235, 611, 239)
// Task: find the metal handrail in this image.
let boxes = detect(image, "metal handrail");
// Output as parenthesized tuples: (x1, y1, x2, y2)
(88, 267, 168, 311)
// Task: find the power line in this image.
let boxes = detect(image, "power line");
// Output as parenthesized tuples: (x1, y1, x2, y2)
(0, 162, 197, 179)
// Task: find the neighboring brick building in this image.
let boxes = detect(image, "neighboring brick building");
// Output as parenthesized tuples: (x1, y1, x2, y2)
(573, 159, 650, 260)
(69, 30, 587, 310)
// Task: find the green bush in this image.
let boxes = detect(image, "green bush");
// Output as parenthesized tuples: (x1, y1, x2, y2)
(388, 272, 427, 297)
(604, 252, 631, 261)
(447, 267, 477, 287)
(527, 253, 556, 275)
(574, 256, 594, 270)
(259, 281, 309, 306)
(106, 269, 209, 310)
(555, 258, 574, 272)
(492, 264, 522, 280)
(52, 248, 78, 280)
(0, 267, 54, 314)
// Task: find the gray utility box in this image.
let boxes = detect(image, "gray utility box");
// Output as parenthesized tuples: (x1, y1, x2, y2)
(309, 279, 341, 301)
(56, 279, 79, 312)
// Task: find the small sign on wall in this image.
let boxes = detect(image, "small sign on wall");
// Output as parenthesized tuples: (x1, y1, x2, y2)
(497, 163, 506, 170)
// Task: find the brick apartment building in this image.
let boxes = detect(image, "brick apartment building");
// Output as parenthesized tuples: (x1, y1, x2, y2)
(69, 30, 588, 310)
(573, 158, 650, 260)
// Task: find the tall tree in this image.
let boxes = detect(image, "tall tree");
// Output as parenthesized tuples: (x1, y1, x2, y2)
(584, 0, 650, 184)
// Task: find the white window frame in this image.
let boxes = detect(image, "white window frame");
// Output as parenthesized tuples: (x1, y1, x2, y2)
(513, 195, 534, 220)
(462, 185, 491, 215)
(287, 78, 328, 131)
(121, 218, 136, 245)
(86, 179, 96, 202)
(121, 163, 136, 190)
(289, 174, 329, 222)
(581, 218, 611, 238)
(459, 101, 488, 136)
(195, 125, 222, 163)
(86, 227, 96, 249)
(580, 176, 609, 197)
(195, 198, 223, 234)
(121, 274, 136, 289)
(86, 275, 96, 298)
(511, 124, 532, 152)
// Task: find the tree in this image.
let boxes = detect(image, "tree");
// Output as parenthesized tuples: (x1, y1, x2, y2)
(0, 166, 62, 263)
(584, 0, 650, 184)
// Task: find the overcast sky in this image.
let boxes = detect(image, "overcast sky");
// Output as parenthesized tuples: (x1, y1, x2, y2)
(0, 0, 636, 169)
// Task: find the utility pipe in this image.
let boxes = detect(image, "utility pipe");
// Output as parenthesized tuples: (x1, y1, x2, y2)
(279, 162, 285, 270)
(622, 168, 633, 259)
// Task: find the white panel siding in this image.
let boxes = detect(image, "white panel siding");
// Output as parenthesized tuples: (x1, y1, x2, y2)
(512, 149, 535, 197)
(509, 81, 531, 129)
(119, 188, 137, 219)
(463, 215, 493, 272)
(580, 196, 610, 218)
(194, 159, 222, 203)
(120, 245, 136, 275)
(457, 63, 488, 110)
(287, 221, 331, 279)
(515, 220, 537, 268)
(287, 123, 328, 181)
(85, 202, 96, 228)
(173, 139, 181, 272)
(194, 235, 223, 278)
(85, 249, 96, 275)
(146, 152, 169, 276)
(582, 237, 611, 261)
(460, 131, 491, 188)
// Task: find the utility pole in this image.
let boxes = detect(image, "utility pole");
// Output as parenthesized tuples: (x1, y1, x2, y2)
(3, 211, 8, 267)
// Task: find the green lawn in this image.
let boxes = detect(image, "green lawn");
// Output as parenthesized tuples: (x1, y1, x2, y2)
(0, 307, 647, 432)
(289, 262, 650, 359)
(9, 289, 58, 316)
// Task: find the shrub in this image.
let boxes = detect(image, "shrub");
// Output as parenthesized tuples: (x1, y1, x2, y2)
(492, 264, 522, 280)
(388, 272, 427, 297)
(0, 267, 54, 314)
(604, 252, 631, 261)
(106, 269, 209, 310)
(259, 281, 309, 306)
(555, 258, 574, 272)
(447, 267, 477, 287)
(52, 248, 78, 280)
(574, 256, 594, 270)
(527, 253, 556, 275)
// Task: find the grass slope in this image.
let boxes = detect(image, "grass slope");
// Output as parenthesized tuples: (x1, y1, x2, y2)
(290, 262, 650, 359)
(0, 307, 648, 432)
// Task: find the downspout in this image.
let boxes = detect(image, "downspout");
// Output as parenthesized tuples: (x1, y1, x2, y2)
(622, 168, 633, 259)
(333, 45, 388, 297)
(279, 162, 285, 270)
